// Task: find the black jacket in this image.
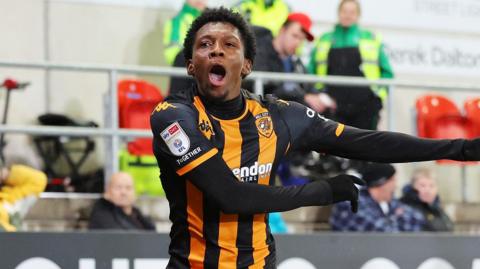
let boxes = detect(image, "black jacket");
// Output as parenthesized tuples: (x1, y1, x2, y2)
(243, 26, 317, 104)
(400, 185, 454, 232)
(88, 198, 156, 231)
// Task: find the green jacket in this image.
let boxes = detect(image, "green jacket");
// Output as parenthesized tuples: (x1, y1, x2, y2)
(163, 3, 202, 65)
(233, 0, 289, 36)
(309, 24, 393, 101)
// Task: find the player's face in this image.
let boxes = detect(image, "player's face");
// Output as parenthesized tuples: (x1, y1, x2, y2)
(188, 22, 252, 102)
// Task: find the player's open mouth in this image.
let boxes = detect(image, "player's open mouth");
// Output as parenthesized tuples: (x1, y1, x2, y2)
(208, 64, 226, 87)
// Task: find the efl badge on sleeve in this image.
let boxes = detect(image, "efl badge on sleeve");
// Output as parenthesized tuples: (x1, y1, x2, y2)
(160, 122, 190, 156)
(255, 112, 274, 138)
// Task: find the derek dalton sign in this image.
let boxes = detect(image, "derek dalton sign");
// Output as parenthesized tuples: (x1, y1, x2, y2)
(383, 33, 480, 77)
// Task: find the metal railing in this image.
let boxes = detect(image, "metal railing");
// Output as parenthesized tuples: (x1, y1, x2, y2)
(1, 60, 479, 185)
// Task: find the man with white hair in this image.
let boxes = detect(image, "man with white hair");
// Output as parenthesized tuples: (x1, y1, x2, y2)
(88, 172, 155, 230)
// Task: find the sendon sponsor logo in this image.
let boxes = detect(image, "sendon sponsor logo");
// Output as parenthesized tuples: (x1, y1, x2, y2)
(231, 162, 273, 182)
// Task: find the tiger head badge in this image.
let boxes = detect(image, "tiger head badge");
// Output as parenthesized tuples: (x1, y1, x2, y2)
(255, 112, 273, 138)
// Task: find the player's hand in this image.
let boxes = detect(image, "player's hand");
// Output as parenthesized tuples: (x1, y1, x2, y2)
(463, 138, 480, 161)
(325, 174, 365, 213)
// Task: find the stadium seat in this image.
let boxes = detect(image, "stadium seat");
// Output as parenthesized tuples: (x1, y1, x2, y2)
(117, 79, 164, 196)
(416, 95, 462, 138)
(118, 79, 164, 155)
(416, 94, 476, 164)
(464, 98, 480, 136)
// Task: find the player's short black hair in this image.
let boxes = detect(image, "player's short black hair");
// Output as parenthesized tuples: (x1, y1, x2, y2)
(183, 7, 256, 64)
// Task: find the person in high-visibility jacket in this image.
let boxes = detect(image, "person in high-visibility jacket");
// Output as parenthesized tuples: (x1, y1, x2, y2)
(233, 0, 290, 36)
(163, 1, 207, 66)
(308, 0, 394, 130)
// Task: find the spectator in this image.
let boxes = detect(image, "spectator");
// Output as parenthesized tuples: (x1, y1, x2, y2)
(330, 163, 424, 232)
(309, 0, 394, 129)
(167, 1, 208, 95)
(245, 12, 333, 112)
(163, 0, 207, 66)
(233, 0, 290, 36)
(88, 172, 155, 231)
(0, 164, 47, 231)
(401, 168, 454, 232)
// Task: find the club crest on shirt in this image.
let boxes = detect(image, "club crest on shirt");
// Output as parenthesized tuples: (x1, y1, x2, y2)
(255, 112, 274, 138)
(160, 122, 190, 156)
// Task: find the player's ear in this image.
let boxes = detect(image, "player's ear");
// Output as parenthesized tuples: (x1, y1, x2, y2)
(187, 59, 195, 76)
(241, 59, 252, 77)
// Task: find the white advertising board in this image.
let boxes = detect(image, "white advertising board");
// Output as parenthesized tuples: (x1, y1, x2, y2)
(383, 32, 480, 77)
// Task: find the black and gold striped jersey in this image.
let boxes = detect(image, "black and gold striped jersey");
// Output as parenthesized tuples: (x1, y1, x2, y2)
(151, 87, 340, 268)
(150, 86, 469, 269)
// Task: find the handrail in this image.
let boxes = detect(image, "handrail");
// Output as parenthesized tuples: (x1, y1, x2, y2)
(1, 60, 479, 91)
(0, 125, 151, 137)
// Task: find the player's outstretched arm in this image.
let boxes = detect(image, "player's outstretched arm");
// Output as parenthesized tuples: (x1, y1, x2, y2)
(318, 127, 480, 163)
(185, 154, 364, 214)
(277, 100, 480, 162)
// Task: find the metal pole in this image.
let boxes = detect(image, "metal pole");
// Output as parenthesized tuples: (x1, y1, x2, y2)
(0, 90, 11, 163)
(254, 78, 264, 96)
(387, 86, 394, 132)
(461, 165, 467, 203)
(43, 0, 51, 112)
(105, 70, 119, 186)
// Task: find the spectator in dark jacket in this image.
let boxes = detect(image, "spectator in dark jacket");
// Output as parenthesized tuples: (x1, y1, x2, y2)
(330, 163, 424, 232)
(401, 168, 454, 232)
(88, 172, 155, 231)
(244, 13, 335, 112)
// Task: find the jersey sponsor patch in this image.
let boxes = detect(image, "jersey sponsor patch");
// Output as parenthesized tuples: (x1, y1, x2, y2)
(160, 122, 190, 156)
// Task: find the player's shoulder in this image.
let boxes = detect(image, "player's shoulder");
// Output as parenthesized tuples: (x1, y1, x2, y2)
(242, 89, 287, 108)
(151, 88, 197, 120)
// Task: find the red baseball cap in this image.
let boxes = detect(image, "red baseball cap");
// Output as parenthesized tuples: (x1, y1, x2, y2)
(286, 12, 314, 42)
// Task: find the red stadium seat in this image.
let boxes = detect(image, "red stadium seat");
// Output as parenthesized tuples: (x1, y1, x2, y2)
(118, 79, 163, 155)
(416, 94, 476, 164)
(464, 97, 480, 136)
(415, 95, 462, 138)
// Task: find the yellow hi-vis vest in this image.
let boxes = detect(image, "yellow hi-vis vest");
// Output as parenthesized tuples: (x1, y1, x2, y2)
(313, 33, 387, 101)
(163, 4, 201, 65)
(234, 0, 289, 36)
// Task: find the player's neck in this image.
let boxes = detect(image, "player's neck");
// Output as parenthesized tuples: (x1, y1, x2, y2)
(200, 93, 245, 120)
